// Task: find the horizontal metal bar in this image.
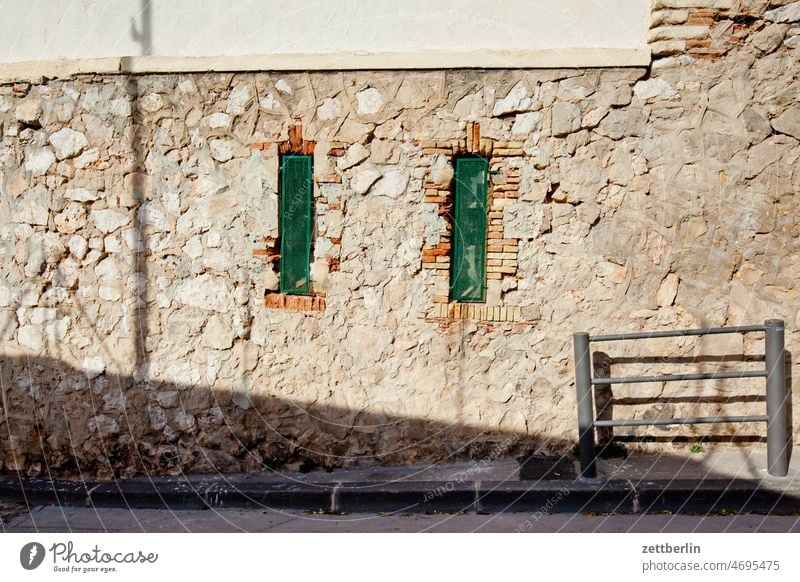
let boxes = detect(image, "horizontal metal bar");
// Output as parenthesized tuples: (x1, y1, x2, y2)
(592, 370, 768, 385)
(589, 325, 766, 342)
(594, 415, 769, 428)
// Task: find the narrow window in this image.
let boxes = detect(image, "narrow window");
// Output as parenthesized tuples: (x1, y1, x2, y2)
(279, 155, 312, 295)
(451, 157, 488, 302)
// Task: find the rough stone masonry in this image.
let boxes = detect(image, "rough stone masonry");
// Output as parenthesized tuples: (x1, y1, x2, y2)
(0, 0, 799, 478)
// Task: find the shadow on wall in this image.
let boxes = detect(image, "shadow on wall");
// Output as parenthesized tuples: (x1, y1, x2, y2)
(0, 353, 557, 478)
(127, 0, 152, 408)
(0, 351, 791, 480)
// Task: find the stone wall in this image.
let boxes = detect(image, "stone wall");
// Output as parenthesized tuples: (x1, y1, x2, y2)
(649, 0, 800, 61)
(0, 4, 799, 477)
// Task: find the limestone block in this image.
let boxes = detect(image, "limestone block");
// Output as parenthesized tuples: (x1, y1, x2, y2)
(373, 169, 409, 198)
(651, 9, 689, 26)
(336, 119, 374, 143)
(65, 188, 99, 202)
(15, 99, 42, 125)
(175, 274, 234, 312)
(24, 147, 55, 176)
(210, 139, 234, 162)
(753, 23, 789, 52)
(90, 208, 130, 234)
(202, 315, 235, 349)
(595, 107, 647, 139)
(503, 203, 549, 239)
(771, 106, 800, 139)
(0, 310, 18, 342)
(370, 139, 398, 163)
(109, 98, 132, 117)
(350, 165, 382, 194)
(356, 87, 384, 115)
(54, 203, 87, 234)
(764, 3, 800, 22)
(746, 135, 795, 177)
(206, 112, 232, 129)
(453, 88, 494, 119)
(648, 25, 710, 42)
(14, 186, 49, 225)
(121, 228, 144, 252)
(49, 128, 88, 160)
(634, 78, 678, 101)
(139, 93, 164, 113)
(337, 143, 369, 170)
(511, 111, 542, 136)
(226, 84, 252, 115)
(493, 81, 534, 116)
(577, 201, 601, 225)
(656, 273, 680, 307)
(18, 325, 43, 352)
(429, 154, 454, 185)
(649, 40, 686, 57)
(550, 102, 581, 136)
(74, 148, 100, 169)
(317, 97, 342, 120)
(708, 79, 747, 119)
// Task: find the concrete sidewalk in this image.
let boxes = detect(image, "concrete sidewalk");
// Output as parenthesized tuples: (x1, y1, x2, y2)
(1, 445, 799, 516)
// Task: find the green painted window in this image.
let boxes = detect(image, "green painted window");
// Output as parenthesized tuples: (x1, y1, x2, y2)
(451, 157, 488, 302)
(280, 155, 312, 295)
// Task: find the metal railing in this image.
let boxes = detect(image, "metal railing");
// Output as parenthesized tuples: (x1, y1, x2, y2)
(573, 320, 788, 478)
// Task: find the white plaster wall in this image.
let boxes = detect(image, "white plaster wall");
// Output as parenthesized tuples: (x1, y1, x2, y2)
(0, 0, 650, 68)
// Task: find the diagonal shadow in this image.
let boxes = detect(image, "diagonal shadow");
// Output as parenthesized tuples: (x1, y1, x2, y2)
(0, 352, 792, 483)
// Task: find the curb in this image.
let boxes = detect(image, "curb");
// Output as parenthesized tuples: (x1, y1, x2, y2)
(1, 475, 799, 514)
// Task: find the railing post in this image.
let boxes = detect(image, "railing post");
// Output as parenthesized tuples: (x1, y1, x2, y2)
(574, 332, 596, 478)
(765, 319, 788, 477)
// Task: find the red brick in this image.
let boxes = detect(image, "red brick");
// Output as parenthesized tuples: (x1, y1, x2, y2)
(687, 16, 715, 25)
(316, 174, 342, 183)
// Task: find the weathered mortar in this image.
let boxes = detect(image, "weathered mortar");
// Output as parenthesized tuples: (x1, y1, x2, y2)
(1, 4, 799, 477)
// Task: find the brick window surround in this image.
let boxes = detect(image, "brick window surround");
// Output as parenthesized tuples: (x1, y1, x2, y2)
(251, 124, 347, 313)
(421, 122, 529, 324)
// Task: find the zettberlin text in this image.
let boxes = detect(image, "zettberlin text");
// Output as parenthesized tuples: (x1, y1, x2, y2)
(642, 543, 701, 554)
